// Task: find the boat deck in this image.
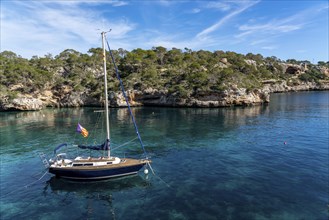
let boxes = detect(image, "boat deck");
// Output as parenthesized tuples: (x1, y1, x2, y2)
(55, 158, 151, 170)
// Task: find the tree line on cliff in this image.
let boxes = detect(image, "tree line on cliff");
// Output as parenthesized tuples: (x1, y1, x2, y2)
(1, 48, 328, 101)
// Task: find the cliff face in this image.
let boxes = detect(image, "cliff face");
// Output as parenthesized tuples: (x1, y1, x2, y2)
(108, 80, 329, 108)
(262, 80, 329, 93)
(1, 62, 328, 111)
(0, 97, 43, 111)
(106, 62, 329, 108)
(108, 87, 270, 108)
(1, 80, 328, 111)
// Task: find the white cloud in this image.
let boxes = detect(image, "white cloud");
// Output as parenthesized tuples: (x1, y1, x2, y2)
(1, 1, 134, 57)
(296, 49, 307, 53)
(238, 21, 303, 37)
(157, 0, 174, 7)
(236, 4, 326, 41)
(110, 1, 129, 7)
(196, 1, 260, 40)
(205, 2, 232, 11)
(261, 46, 277, 50)
(250, 39, 268, 46)
(137, 27, 218, 51)
(43, 0, 129, 7)
(1, 0, 327, 63)
(191, 8, 201, 14)
(231, 4, 329, 54)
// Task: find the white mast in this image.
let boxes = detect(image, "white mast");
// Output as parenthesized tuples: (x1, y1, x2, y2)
(101, 32, 111, 158)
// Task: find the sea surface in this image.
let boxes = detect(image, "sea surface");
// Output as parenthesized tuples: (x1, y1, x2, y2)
(0, 91, 328, 220)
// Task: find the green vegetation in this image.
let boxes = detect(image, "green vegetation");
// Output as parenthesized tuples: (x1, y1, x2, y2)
(299, 66, 327, 83)
(1, 48, 328, 100)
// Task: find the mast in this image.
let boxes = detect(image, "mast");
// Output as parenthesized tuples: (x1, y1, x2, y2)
(101, 31, 111, 158)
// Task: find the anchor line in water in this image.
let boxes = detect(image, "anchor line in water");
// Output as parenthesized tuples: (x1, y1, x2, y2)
(147, 162, 171, 188)
(105, 34, 147, 158)
(1, 169, 50, 198)
(24, 169, 49, 188)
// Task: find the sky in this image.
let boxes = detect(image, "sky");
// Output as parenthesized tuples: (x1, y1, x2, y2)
(1, 0, 328, 63)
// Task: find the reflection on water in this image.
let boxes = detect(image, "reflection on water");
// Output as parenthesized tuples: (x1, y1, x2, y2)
(38, 175, 151, 220)
(0, 108, 87, 127)
(0, 105, 271, 157)
(0, 105, 270, 133)
(45, 175, 150, 195)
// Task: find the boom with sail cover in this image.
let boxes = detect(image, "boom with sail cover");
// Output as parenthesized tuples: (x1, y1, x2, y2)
(77, 140, 109, 151)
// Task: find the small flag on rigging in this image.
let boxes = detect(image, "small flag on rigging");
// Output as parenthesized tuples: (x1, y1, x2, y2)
(76, 123, 89, 138)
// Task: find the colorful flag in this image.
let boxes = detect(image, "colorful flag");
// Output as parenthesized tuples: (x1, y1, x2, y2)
(76, 123, 89, 138)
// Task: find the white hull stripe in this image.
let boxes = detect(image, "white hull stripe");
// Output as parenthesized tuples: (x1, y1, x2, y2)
(60, 171, 138, 180)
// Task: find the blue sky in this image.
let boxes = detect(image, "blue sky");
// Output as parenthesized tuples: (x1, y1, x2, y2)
(1, 0, 328, 63)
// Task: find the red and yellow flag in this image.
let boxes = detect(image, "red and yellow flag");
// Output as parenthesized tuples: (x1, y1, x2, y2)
(76, 123, 89, 138)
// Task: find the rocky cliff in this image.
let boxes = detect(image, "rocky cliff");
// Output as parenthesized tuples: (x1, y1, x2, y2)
(1, 80, 328, 111)
(108, 87, 270, 108)
(1, 61, 328, 111)
(108, 80, 328, 108)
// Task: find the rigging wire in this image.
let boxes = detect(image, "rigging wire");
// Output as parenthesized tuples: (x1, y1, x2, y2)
(104, 33, 148, 158)
(111, 136, 138, 151)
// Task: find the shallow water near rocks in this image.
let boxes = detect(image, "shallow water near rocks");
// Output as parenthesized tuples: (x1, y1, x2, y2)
(0, 91, 328, 219)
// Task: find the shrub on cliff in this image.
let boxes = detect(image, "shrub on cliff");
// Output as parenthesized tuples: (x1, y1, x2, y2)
(299, 68, 326, 83)
(1, 49, 328, 102)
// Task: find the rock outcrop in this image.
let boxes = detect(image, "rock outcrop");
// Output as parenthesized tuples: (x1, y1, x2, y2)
(112, 87, 270, 108)
(0, 97, 43, 111)
(281, 63, 308, 75)
(261, 80, 329, 93)
(1, 80, 328, 111)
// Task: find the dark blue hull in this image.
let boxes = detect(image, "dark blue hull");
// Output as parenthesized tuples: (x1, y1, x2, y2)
(49, 164, 145, 180)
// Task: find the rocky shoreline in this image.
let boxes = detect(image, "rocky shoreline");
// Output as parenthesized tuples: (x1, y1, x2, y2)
(1, 80, 328, 111)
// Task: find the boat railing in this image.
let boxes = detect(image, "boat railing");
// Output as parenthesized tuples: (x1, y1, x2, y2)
(37, 152, 50, 168)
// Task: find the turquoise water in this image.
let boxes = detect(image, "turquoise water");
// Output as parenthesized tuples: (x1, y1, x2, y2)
(0, 91, 328, 220)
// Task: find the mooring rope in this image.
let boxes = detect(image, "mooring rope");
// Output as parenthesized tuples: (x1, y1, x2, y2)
(1, 169, 49, 198)
(147, 162, 171, 188)
(24, 169, 49, 188)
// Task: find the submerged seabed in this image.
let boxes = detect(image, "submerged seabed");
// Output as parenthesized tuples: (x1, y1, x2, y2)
(0, 91, 328, 220)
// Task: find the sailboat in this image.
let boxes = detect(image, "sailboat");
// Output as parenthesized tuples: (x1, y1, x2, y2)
(47, 31, 151, 180)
